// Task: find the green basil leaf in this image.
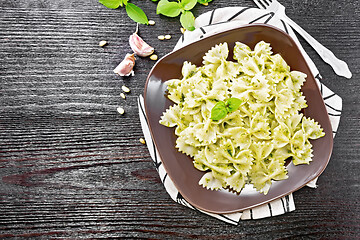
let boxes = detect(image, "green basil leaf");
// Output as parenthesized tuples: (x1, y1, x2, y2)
(197, 0, 213, 4)
(180, 11, 195, 31)
(125, 3, 149, 24)
(99, 0, 122, 9)
(156, 0, 182, 17)
(211, 101, 227, 121)
(181, 0, 197, 10)
(226, 97, 242, 112)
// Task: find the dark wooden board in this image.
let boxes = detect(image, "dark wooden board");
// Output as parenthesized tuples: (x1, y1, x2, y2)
(0, 0, 359, 238)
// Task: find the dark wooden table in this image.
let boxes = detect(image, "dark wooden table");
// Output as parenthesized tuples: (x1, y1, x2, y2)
(1, 0, 359, 238)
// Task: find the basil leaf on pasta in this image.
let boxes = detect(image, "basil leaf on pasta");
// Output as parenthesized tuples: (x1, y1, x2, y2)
(226, 98, 242, 112)
(210, 101, 227, 121)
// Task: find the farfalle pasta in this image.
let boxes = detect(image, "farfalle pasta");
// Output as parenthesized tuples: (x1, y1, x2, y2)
(160, 41, 325, 195)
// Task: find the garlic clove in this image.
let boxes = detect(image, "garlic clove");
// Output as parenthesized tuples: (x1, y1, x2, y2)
(129, 24, 154, 57)
(113, 53, 135, 77)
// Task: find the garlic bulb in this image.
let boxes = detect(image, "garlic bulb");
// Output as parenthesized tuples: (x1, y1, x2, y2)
(113, 53, 135, 77)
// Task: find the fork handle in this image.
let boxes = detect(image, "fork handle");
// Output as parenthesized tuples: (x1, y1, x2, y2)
(283, 15, 352, 79)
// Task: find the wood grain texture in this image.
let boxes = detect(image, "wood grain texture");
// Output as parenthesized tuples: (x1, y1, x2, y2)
(0, 0, 359, 239)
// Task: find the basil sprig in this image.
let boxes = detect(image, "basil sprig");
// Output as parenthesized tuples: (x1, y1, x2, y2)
(99, 0, 149, 24)
(210, 98, 242, 121)
(156, 0, 197, 31)
(99, 0, 214, 30)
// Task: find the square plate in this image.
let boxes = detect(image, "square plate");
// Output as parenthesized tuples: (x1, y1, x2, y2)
(144, 24, 333, 214)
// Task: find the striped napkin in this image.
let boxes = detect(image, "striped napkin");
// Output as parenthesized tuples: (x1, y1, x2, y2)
(138, 7, 342, 225)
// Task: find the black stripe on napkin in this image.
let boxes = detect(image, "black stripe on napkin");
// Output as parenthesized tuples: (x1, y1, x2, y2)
(199, 27, 206, 39)
(315, 74, 324, 95)
(227, 7, 251, 21)
(268, 203, 273, 216)
(209, 9, 216, 25)
(320, 82, 324, 95)
(315, 73, 323, 81)
(176, 192, 190, 207)
(323, 93, 336, 101)
(285, 195, 290, 212)
(325, 103, 342, 112)
(281, 197, 286, 212)
(162, 173, 168, 183)
(280, 19, 289, 34)
(219, 214, 238, 225)
(264, 12, 275, 24)
(153, 143, 162, 169)
(176, 192, 185, 204)
(249, 12, 274, 24)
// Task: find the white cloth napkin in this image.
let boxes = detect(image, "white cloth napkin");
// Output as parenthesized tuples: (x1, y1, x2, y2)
(137, 7, 342, 225)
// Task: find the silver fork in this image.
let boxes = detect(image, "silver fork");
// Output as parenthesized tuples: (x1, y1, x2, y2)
(252, 0, 352, 79)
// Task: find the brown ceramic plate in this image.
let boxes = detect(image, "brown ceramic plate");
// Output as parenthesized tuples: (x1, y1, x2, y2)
(144, 24, 333, 214)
